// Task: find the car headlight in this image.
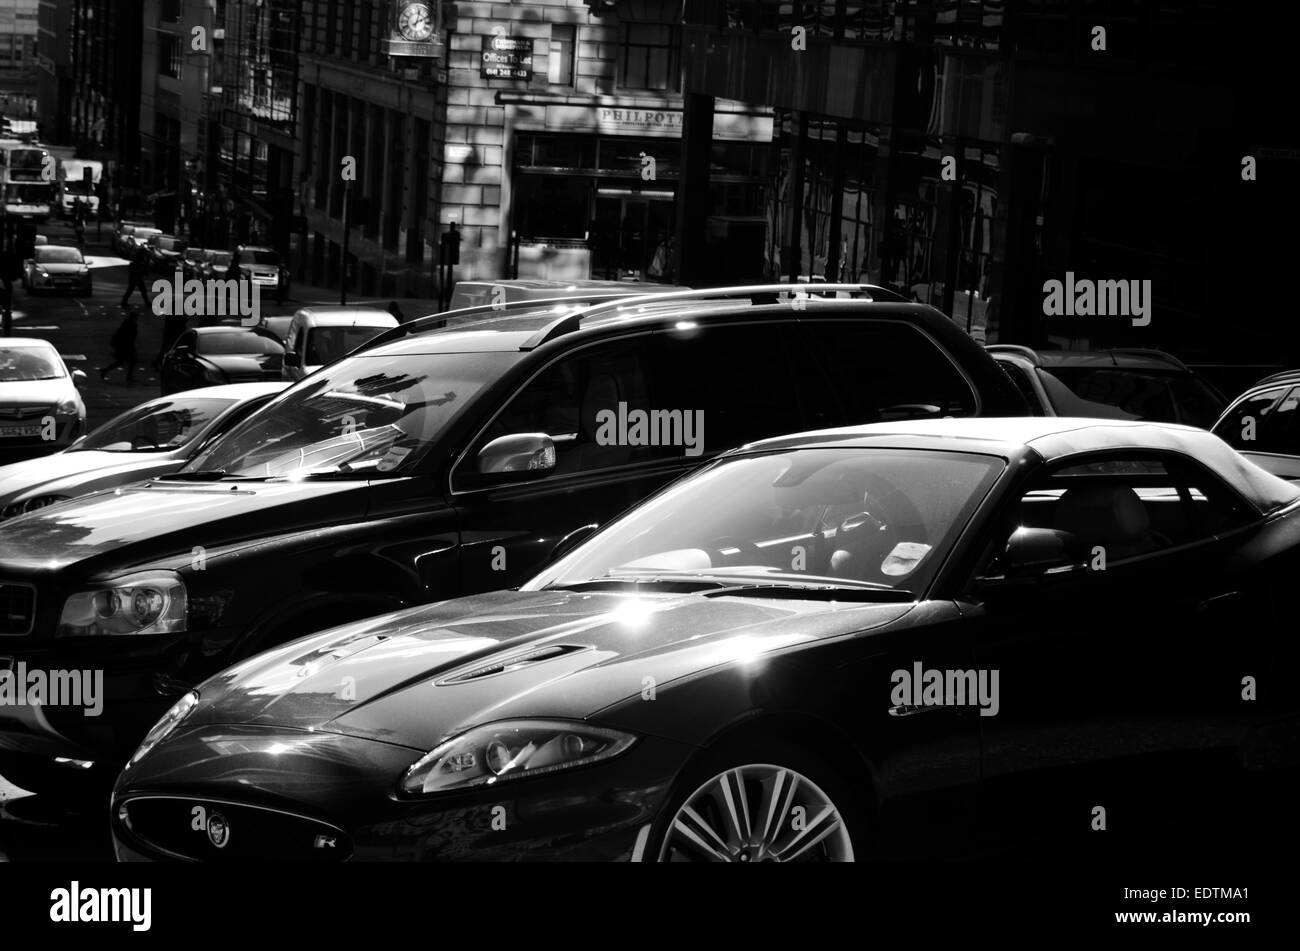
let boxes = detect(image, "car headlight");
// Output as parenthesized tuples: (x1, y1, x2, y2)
(127, 690, 199, 767)
(23, 494, 70, 512)
(55, 397, 78, 414)
(57, 570, 187, 637)
(397, 719, 636, 797)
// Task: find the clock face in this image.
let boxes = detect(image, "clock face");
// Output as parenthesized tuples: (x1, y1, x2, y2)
(398, 2, 433, 42)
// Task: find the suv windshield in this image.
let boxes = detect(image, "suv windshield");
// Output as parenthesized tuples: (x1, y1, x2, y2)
(184, 350, 517, 479)
(241, 250, 280, 266)
(77, 397, 233, 452)
(528, 447, 1003, 594)
(0, 346, 63, 381)
(305, 326, 389, 365)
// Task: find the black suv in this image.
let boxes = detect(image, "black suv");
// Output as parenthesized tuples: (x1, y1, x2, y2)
(989, 345, 1226, 429)
(0, 285, 1026, 793)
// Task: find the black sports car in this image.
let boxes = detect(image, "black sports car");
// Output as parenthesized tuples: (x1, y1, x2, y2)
(111, 418, 1300, 861)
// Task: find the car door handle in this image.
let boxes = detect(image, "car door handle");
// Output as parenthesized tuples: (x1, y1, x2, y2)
(1196, 591, 1241, 613)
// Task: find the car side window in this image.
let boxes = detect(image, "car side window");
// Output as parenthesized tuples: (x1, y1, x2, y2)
(459, 337, 659, 483)
(800, 319, 979, 422)
(984, 455, 1256, 578)
(1213, 386, 1298, 454)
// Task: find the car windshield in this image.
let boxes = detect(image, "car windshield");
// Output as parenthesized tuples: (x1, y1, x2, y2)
(242, 250, 280, 265)
(0, 346, 63, 381)
(527, 448, 1004, 594)
(305, 325, 389, 365)
(76, 397, 234, 453)
(36, 247, 83, 264)
(184, 350, 518, 479)
(196, 331, 285, 356)
(1043, 367, 1225, 428)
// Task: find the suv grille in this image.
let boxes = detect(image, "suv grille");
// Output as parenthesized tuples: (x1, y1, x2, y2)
(0, 582, 36, 635)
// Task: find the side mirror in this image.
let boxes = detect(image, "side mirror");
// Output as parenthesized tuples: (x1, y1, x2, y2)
(283, 351, 301, 368)
(71, 369, 87, 387)
(986, 526, 1083, 581)
(550, 523, 599, 564)
(476, 433, 557, 479)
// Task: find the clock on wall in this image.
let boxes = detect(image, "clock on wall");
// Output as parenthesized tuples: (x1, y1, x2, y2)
(397, 1, 435, 42)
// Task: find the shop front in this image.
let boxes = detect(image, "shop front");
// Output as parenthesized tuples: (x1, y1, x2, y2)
(504, 99, 773, 283)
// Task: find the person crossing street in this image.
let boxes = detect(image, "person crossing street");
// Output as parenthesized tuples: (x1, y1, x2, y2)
(120, 244, 151, 308)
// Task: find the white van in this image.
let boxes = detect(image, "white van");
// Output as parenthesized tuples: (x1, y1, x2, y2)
(281, 307, 399, 381)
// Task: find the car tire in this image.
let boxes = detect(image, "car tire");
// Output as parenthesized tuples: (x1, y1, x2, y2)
(648, 737, 869, 863)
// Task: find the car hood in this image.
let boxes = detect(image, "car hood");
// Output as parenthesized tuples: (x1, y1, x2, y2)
(0, 449, 182, 505)
(199, 354, 282, 375)
(0, 478, 368, 573)
(191, 588, 915, 752)
(0, 378, 70, 404)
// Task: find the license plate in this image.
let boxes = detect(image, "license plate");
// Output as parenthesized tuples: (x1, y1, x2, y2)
(0, 425, 42, 438)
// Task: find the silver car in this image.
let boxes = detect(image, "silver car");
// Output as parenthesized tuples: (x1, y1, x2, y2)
(0, 338, 86, 461)
(21, 244, 93, 295)
(0, 381, 288, 520)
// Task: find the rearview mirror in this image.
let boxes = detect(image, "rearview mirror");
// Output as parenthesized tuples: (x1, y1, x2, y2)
(71, 369, 87, 387)
(476, 433, 557, 479)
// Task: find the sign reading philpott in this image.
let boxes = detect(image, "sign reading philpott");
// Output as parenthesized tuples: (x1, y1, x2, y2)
(481, 35, 534, 79)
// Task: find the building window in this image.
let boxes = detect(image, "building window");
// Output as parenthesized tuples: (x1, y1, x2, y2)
(549, 24, 576, 86)
(617, 23, 680, 92)
(161, 0, 181, 23)
(359, 2, 374, 64)
(341, 0, 355, 59)
(160, 33, 182, 79)
(325, 0, 338, 54)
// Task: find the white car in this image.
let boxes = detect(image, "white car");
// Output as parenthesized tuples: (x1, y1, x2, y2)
(234, 245, 290, 303)
(0, 381, 289, 520)
(0, 338, 87, 460)
(281, 307, 398, 381)
(21, 244, 93, 295)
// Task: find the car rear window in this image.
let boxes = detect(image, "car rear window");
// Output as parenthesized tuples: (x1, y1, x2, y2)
(197, 331, 285, 356)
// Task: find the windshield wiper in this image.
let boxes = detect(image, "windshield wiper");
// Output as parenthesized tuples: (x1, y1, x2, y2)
(161, 469, 227, 481)
(700, 584, 915, 603)
(544, 577, 736, 593)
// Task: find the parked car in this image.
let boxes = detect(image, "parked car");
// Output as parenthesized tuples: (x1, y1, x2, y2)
(0, 338, 86, 463)
(0, 382, 288, 520)
(145, 234, 188, 273)
(112, 222, 161, 258)
(21, 244, 92, 295)
(989, 346, 1227, 429)
(179, 247, 211, 282)
(449, 278, 688, 313)
(159, 326, 286, 395)
(1211, 369, 1300, 481)
(233, 245, 289, 303)
(0, 284, 1026, 794)
(281, 307, 399, 381)
(109, 416, 1300, 861)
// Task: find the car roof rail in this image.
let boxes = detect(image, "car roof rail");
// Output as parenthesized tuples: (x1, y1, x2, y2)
(523, 283, 912, 349)
(1101, 347, 1189, 371)
(357, 291, 647, 352)
(985, 344, 1041, 365)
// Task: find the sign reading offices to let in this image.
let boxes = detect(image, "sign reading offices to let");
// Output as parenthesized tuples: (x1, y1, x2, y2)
(481, 35, 533, 79)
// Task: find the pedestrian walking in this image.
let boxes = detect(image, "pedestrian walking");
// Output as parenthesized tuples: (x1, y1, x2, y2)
(100, 309, 140, 383)
(120, 245, 151, 308)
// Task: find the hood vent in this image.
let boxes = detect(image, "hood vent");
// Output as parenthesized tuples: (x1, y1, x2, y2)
(437, 644, 588, 685)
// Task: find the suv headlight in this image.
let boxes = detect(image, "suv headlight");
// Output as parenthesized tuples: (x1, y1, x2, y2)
(397, 719, 636, 797)
(58, 570, 187, 637)
(127, 690, 199, 767)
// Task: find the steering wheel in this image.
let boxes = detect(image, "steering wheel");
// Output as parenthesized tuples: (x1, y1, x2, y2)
(708, 535, 764, 569)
